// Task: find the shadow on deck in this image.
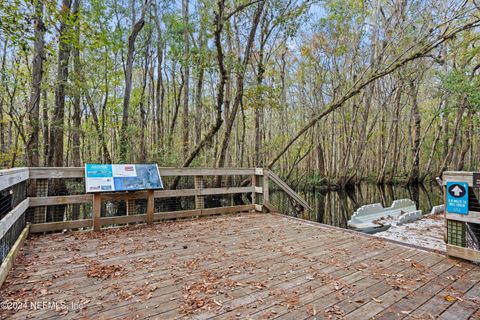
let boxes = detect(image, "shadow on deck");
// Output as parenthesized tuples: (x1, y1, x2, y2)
(1, 213, 479, 319)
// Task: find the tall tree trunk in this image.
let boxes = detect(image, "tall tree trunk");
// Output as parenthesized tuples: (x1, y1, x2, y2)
(139, 45, 150, 162)
(42, 89, 49, 166)
(119, 0, 148, 162)
(182, 0, 190, 158)
(71, 0, 82, 167)
(194, 64, 204, 146)
(316, 138, 326, 177)
(194, 15, 207, 146)
(438, 95, 467, 176)
(85, 93, 112, 163)
(456, 108, 472, 171)
(170, 0, 229, 189)
(26, 0, 45, 167)
(377, 87, 400, 184)
(153, 0, 164, 148)
(408, 80, 421, 185)
(423, 124, 441, 180)
(49, 0, 74, 167)
(255, 17, 267, 167)
(169, 68, 183, 144)
(0, 39, 7, 158)
(216, 0, 266, 176)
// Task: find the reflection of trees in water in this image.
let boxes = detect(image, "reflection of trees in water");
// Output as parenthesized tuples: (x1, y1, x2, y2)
(271, 183, 443, 228)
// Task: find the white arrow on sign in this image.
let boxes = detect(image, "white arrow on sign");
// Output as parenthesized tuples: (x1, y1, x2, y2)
(452, 185, 463, 197)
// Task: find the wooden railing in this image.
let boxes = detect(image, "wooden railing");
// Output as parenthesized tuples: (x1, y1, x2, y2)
(266, 170, 311, 212)
(1, 167, 312, 234)
(9, 167, 266, 232)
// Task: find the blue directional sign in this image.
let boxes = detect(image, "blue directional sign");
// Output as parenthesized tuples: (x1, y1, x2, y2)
(446, 182, 469, 215)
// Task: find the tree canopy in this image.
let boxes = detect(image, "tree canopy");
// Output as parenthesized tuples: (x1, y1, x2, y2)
(1, 0, 479, 187)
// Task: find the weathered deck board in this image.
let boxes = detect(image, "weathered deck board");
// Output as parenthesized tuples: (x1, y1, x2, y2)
(0, 213, 479, 319)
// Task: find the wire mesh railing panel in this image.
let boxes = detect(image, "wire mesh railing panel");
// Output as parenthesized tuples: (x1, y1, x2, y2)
(0, 189, 14, 221)
(468, 187, 480, 212)
(0, 211, 25, 265)
(129, 199, 147, 215)
(1, 181, 27, 220)
(0, 178, 28, 265)
(46, 178, 84, 196)
(447, 220, 480, 251)
(46, 203, 93, 222)
(161, 176, 194, 189)
(466, 222, 480, 250)
(11, 181, 27, 208)
(102, 200, 126, 217)
(204, 193, 251, 208)
(200, 175, 251, 188)
(155, 197, 195, 213)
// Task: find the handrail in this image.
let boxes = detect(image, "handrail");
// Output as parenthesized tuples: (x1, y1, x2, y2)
(0, 198, 29, 239)
(27, 186, 256, 206)
(0, 168, 29, 191)
(0, 166, 312, 233)
(265, 169, 311, 211)
(27, 167, 258, 179)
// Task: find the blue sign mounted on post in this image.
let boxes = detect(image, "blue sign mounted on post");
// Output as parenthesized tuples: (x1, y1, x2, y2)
(446, 182, 469, 215)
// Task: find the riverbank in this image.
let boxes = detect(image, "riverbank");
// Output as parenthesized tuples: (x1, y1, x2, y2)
(375, 213, 445, 251)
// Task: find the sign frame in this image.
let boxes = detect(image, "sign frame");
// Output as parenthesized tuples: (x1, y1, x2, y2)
(446, 181, 469, 215)
(85, 164, 164, 193)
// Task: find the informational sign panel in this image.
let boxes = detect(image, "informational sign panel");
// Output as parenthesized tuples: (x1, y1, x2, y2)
(85, 164, 163, 193)
(446, 182, 469, 215)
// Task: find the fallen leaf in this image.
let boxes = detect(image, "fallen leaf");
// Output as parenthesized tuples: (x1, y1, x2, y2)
(411, 262, 425, 270)
(372, 297, 383, 303)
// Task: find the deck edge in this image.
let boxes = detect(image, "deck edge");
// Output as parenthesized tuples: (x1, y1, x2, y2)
(0, 223, 30, 289)
(272, 212, 447, 256)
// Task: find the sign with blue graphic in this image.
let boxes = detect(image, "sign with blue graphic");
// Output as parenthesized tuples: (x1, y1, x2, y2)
(446, 182, 469, 215)
(85, 164, 163, 193)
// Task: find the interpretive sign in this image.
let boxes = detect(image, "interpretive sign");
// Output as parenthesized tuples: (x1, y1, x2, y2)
(85, 164, 163, 193)
(446, 181, 469, 215)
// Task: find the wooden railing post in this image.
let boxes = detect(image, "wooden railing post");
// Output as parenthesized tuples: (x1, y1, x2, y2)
(263, 170, 269, 203)
(253, 168, 263, 212)
(93, 193, 101, 231)
(147, 190, 154, 225)
(251, 174, 257, 207)
(194, 176, 204, 209)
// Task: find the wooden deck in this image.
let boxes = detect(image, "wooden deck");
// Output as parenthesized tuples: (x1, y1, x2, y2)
(0, 213, 479, 319)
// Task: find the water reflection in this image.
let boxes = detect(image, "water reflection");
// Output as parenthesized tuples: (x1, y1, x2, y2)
(271, 183, 444, 228)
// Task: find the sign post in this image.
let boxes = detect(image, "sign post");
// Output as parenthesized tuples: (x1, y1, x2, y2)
(446, 182, 469, 215)
(147, 190, 154, 225)
(93, 193, 102, 232)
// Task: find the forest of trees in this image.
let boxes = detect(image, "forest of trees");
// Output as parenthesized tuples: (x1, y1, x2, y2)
(1, 0, 480, 188)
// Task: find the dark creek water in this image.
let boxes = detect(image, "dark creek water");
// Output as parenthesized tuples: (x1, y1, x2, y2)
(270, 183, 444, 229)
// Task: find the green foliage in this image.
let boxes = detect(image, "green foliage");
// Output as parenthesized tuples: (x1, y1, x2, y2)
(441, 70, 480, 109)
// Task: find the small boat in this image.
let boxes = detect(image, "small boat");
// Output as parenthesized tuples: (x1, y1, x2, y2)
(348, 199, 421, 234)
